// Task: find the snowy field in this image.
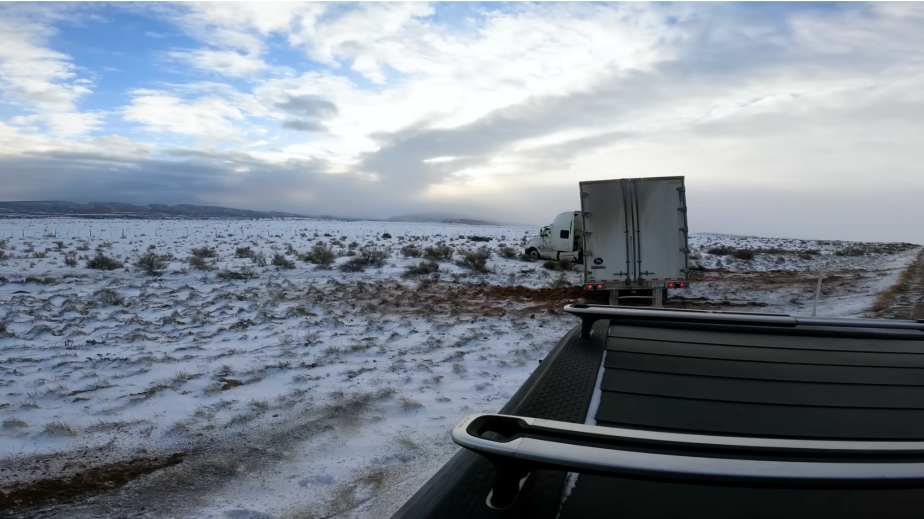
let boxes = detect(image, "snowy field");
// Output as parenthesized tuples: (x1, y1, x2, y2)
(0, 217, 919, 519)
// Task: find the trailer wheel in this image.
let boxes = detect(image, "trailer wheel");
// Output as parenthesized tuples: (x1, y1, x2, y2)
(527, 248, 540, 261)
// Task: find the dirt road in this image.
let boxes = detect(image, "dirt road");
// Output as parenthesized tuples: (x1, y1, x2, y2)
(876, 249, 924, 319)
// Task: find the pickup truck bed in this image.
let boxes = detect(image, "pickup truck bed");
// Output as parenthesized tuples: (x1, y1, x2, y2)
(392, 306, 924, 519)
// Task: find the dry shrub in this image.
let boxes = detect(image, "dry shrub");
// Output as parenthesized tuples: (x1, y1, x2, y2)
(190, 246, 218, 258)
(731, 249, 756, 261)
(271, 253, 295, 269)
(498, 245, 517, 259)
(95, 288, 125, 306)
(134, 252, 169, 275)
(303, 242, 335, 268)
(423, 244, 454, 261)
(456, 246, 492, 274)
(402, 260, 440, 278)
(216, 268, 258, 280)
(542, 259, 575, 271)
(86, 252, 123, 270)
(400, 245, 421, 258)
(188, 255, 215, 271)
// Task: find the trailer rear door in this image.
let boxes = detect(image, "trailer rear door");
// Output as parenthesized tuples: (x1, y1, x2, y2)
(579, 180, 632, 284)
(633, 177, 688, 283)
(580, 177, 688, 287)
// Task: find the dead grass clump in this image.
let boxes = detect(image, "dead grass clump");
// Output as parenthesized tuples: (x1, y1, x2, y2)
(391, 430, 420, 450)
(24, 276, 57, 285)
(3, 417, 28, 428)
(706, 245, 735, 256)
(43, 421, 78, 436)
(235, 246, 254, 258)
(376, 386, 397, 399)
(95, 288, 125, 306)
(399, 397, 424, 410)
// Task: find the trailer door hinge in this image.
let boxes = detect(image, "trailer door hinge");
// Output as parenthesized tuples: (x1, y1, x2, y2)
(680, 247, 687, 253)
(580, 192, 589, 197)
(676, 186, 685, 192)
(583, 212, 591, 217)
(583, 232, 592, 236)
(679, 227, 688, 232)
(678, 207, 687, 212)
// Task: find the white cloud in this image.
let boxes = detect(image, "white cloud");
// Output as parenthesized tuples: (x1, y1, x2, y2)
(167, 49, 267, 77)
(0, 4, 99, 137)
(122, 90, 247, 141)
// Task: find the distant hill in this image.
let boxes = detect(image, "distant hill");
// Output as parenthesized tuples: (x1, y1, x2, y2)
(0, 201, 303, 219)
(388, 212, 495, 226)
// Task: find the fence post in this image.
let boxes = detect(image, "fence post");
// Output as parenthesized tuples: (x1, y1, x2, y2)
(812, 263, 826, 317)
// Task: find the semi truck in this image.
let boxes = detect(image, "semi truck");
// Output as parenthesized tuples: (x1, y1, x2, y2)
(524, 211, 584, 262)
(524, 176, 691, 306)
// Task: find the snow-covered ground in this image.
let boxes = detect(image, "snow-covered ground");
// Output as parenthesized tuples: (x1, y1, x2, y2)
(0, 218, 919, 519)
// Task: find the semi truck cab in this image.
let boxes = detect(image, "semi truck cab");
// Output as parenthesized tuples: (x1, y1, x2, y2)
(525, 211, 583, 262)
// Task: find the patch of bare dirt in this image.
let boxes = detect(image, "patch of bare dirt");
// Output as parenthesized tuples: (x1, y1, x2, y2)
(298, 279, 586, 318)
(0, 453, 183, 511)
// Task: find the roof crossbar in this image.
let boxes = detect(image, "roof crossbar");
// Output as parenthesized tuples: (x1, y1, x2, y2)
(453, 413, 924, 509)
(563, 304, 924, 338)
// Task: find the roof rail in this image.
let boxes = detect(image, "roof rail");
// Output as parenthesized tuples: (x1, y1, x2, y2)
(453, 413, 924, 509)
(563, 304, 924, 338)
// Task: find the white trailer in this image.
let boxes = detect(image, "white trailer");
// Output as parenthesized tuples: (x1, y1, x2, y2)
(579, 176, 690, 306)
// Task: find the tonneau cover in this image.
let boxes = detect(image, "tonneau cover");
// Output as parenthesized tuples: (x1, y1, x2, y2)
(394, 309, 924, 519)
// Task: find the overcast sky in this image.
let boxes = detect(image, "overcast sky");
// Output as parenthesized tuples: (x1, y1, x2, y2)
(0, 2, 922, 242)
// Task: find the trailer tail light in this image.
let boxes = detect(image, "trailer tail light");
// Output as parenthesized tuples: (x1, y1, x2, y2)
(668, 283, 675, 288)
(586, 284, 595, 290)
(678, 282, 686, 288)
(596, 284, 603, 290)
